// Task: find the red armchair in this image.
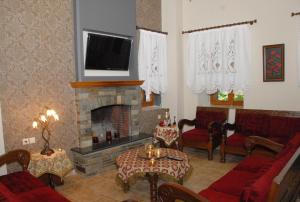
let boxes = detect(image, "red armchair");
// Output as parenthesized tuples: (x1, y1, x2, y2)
(178, 107, 228, 160)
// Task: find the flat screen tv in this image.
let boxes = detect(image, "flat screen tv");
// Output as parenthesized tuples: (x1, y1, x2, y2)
(83, 31, 132, 72)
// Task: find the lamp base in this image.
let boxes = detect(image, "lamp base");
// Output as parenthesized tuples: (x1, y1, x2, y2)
(41, 148, 54, 156)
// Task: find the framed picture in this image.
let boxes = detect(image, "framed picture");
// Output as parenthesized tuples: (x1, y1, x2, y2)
(263, 44, 285, 82)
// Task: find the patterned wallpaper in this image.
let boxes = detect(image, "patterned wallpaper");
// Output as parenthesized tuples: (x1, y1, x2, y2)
(0, 0, 161, 162)
(0, 0, 78, 157)
(136, 0, 162, 31)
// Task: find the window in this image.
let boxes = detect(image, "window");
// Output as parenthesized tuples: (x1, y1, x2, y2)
(210, 91, 244, 106)
(141, 90, 161, 107)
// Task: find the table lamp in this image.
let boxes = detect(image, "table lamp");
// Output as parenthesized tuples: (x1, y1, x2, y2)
(32, 107, 59, 156)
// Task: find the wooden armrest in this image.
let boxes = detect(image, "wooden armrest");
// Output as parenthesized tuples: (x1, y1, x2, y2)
(158, 182, 209, 202)
(0, 149, 30, 171)
(178, 119, 196, 131)
(208, 121, 223, 134)
(245, 136, 284, 155)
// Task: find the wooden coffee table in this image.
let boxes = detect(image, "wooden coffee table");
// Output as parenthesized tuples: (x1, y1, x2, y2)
(116, 148, 191, 202)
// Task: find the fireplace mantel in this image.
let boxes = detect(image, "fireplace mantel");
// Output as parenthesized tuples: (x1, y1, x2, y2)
(70, 80, 144, 88)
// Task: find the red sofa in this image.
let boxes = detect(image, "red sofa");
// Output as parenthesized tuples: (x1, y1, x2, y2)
(178, 107, 228, 160)
(0, 150, 70, 202)
(220, 109, 300, 162)
(158, 132, 300, 202)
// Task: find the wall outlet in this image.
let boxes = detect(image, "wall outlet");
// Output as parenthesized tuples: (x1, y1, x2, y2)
(22, 138, 29, 145)
(29, 137, 35, 144)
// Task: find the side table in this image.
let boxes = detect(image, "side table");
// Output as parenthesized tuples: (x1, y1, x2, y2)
(154, 125, 179, 149)
(28, 149, 73, 188)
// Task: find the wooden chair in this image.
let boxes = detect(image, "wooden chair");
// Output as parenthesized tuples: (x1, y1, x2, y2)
(178, 107, 228, 160)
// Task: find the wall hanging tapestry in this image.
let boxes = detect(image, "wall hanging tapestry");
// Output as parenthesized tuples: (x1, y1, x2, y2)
(263, 44, 285, 82)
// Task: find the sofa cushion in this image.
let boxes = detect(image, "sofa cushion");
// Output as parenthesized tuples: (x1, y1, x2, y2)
(182, 128, 209, 142)
(196, 110, 226, 129)
(0, 182, 20, 202)
(226, 133, 247, 147)
(286, 132, 300, 148)
(268, 136, 290, 145)
(268, 116, 295, 138)
(199, 188, 240, 202)
(209, 170, 260, 196)
(233, 155, 273, 173)
(235, 113, 269, 137)
(0, 171, 45, 194)
(16, 187, 70, 202)
(241, 144, 296, 202)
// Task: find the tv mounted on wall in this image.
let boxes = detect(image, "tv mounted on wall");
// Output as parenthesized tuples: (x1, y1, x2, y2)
(83, 31, 132, 76)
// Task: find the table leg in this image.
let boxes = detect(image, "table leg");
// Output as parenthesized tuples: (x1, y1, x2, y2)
(48, 173, 55, 189)
(146, 173, 158, 202)
(123, 182, 130, 192)
(178, 178, 183, 185)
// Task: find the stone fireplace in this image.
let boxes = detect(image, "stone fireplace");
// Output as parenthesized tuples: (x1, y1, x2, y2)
(91, 104, 131, 141)
(70, 81, 167, 175)
(72, 81, 144, 148)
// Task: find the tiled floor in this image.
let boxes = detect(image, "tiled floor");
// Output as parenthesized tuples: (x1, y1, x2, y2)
(56, 149, 241, 202)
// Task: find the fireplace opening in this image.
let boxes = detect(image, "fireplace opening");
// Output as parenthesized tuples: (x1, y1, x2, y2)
(91, 104, 131, 142)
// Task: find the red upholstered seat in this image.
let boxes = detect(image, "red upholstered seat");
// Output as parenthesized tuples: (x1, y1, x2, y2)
(221, 109, 300, 162)
(269, 116, 300, 138)
(235, 113, 270, 137)
(209, 170, 260, 196)
(226, 133, 247, 147)
(0, 171, 45, 193)
(182, 128, 209, 142)
(0, 171, 70, 202)
(233, 155, 273, 173)
(268, 136, 289, 145)
(241, 142, 297, 202)
(196, 111, 227, 129)
(179, 107, 228, 160)
(199, 188, 240, 202)
(16, 187, 70, 202)
(286, 132, 300, 148)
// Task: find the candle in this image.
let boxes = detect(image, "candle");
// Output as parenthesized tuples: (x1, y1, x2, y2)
(148, 144, 153, 150)
(149, 158, 155, 166)
(156, 149, 160, 157)
(147, 150, 152, 158)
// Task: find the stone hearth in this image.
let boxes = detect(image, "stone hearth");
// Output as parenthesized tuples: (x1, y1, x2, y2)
(72, 81, 143, 148)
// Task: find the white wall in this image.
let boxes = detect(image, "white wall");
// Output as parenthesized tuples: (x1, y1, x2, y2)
(161, 0, 183, 120)
(177, 0, 300, 120)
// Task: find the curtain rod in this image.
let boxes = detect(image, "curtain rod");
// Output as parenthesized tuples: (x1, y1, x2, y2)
(182, 19, 257, 34)
(291, 12, 300, 17)
(136, 26, 168, 35)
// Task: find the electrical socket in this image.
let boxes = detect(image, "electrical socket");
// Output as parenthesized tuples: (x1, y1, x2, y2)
(22, 138, 29, 145)
(29, 137, 35, 144)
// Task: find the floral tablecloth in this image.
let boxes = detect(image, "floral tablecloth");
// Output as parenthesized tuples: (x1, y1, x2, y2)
(28, 149, 73, 179)
(154, 126, 179, 146)
(116, 148, 190, 183)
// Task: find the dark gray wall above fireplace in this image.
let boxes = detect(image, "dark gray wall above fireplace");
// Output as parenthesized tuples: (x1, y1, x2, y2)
(74, 0, 137, 81)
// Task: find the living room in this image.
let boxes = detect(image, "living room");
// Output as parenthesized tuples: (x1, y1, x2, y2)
(0, 0, 300, 202)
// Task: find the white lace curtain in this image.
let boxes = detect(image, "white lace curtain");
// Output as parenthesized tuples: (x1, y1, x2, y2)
(138, 30, 167, 101)
(186, 25, 251, 94)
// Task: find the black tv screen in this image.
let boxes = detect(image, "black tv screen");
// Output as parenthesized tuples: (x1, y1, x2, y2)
(85, 33, 132, 71)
